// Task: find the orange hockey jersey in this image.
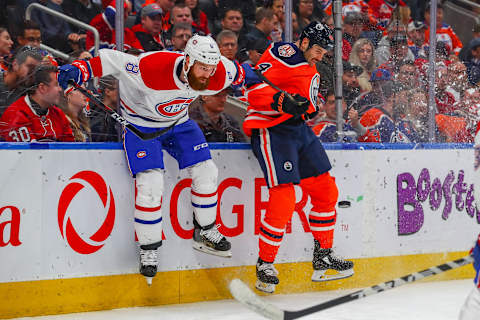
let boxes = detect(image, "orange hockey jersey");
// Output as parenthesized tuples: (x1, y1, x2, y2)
(243, 42, 320, 136)
(424, 23, 463, 55)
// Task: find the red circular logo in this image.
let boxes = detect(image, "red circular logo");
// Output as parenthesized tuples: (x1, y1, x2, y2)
(57, 171, 116, 254)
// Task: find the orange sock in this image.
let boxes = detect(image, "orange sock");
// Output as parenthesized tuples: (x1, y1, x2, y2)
(259, 184, 296, 262)
(300, 173, 338, 249)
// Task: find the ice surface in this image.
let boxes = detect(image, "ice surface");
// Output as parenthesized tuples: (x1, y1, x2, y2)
(15, 279, 473, 320)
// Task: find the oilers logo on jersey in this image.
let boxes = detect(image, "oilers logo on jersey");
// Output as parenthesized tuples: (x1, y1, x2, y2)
(155, 98, 194, 118)
(309, 74, 320, 108)
(278, 44, 296, 58)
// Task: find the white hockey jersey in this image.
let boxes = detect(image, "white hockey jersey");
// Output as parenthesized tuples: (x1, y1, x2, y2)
(88, 49, 242, 128)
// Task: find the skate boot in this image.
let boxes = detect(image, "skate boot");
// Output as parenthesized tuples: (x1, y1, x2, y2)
(312, 240, 354, 282)
(193, 220, 232, 258)
(255, 258, 279, 293)
(139, 242, 161, 285)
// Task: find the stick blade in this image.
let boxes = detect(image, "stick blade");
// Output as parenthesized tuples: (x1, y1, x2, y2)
(229, 279, 284, 320)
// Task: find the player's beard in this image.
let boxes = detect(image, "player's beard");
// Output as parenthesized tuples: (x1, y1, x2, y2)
(187, 70, 210, 91)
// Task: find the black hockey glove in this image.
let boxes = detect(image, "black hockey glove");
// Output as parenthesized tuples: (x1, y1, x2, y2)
(271, 92, 310, 116)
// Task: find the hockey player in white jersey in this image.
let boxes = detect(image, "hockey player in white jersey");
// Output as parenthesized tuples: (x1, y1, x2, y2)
(58, 35, 245, 284)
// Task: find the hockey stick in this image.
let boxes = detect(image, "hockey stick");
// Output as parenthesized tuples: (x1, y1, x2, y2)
(229, 255, 473, 320)
(253, 69, 296, 102)
(68, 81, 176, 141)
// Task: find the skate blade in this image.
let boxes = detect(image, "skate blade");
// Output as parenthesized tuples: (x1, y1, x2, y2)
(145, 276, 153, 286)
(311, 268, 354, 282)
(255, 279, 276, 294)
(192, 242, 232, 258)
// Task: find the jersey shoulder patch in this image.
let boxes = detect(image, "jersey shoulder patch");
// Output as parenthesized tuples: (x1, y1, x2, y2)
(138, 51, 183, 90)
(270, 42, 308, 66)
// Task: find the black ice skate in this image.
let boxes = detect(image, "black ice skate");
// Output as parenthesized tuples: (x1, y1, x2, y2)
(312, 240, 354, 282)
(139, 242, 161, 285)
(193, 220, 232, 258)
(255, 258, 279, 293)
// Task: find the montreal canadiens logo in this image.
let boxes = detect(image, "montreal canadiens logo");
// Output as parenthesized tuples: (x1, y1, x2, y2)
(57, 171, 116, 254)
(155, 98, 193, 118)
(137, 150, 147, 158)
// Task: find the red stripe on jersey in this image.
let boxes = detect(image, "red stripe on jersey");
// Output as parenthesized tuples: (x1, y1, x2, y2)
(89, 56, 103, 78)
(206, 61, 227, 92)
(139, 51, 183, 90)
(191, 190, 218, 197)
(135, 204, 162, 212)
(120, 99, 137, 114)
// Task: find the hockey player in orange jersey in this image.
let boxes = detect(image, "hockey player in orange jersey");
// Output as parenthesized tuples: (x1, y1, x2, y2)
(244, 21, 354, 294)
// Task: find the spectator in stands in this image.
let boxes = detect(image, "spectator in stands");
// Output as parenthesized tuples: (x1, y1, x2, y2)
(30, 0, 84, 53)
(0, 46, 43, 111)
(343, 61, 363, 107)
(220, 8, 244, 35)
(435, 67, 456, 114)
(217, 0, 256, 26)
(424, 2, 463, 56)
(156, 0, 175, 13)
(0, 28, 13, 73)
(264, 0, 284, 42)
(168, 23, 192, 52)
(244, 37, 269, 66)
(169, 3, 193, 28)
(16, 20, 42, 50)
(90, 75, 119, 142)
(86, 0, 142, 52)
(312, 89, 364, 142)
(131, 3, 164, 51)
(189, 88, 246, 142)
(316, 51, 334, 96)
(407, 20, 427, 59)
(459, 20, 480, 62)
(368, 0, 407, 30)
(354, 68, 393, 115)
(358, 78, 396, 142)
(295, 0, 324, 31)
(375, 21, 414, 66)
(219, 8, 249, 62)
(463, 38, 480, 86)
(349, 38, 377, 92)
(62, 85, 91, 142)
(446, 61, 469, 101)
(184, 0, 209, 35)
(378, 34, 411, 76)
(62, 0, 102, 30)
(289, 12, 301, 41)
(216, 30, 238, 62)
(162, 2, 194, 45)
(395, 60, 419, 91)
(412, 41, 451, 94)
(0, 64, 74, 142)
(342, 12, 366, 61)
(393, 88, 430, 142)
(246, 8, 276, 48)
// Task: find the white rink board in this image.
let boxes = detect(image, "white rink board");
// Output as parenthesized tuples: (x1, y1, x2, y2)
(0, 146, 479, 283)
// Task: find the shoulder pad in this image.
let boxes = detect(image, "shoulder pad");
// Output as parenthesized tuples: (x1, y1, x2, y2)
(270, 42, 308, 66)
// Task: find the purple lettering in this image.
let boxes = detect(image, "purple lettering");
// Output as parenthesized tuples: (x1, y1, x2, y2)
(429, 178, 442, 210)
(453, 170, 467, 211)
(442, 171, 455, 220)
(397, 172, 424, 235)
(417, 168, 430, 202)
(466, 184, 476, 218)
